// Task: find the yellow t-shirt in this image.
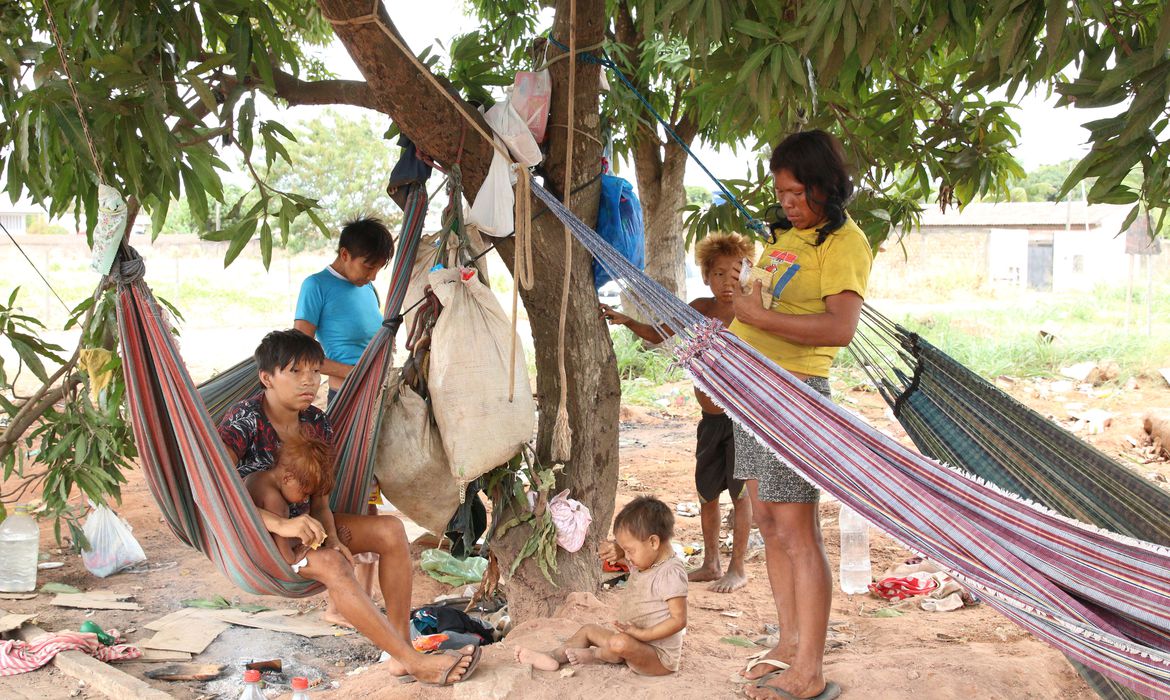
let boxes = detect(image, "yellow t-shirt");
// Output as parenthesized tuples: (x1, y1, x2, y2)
(728, 215, 873, 377)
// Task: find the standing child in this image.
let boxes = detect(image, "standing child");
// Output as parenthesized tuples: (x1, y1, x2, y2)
(244, 436, 335, 569)
(514, 496, 687, 675)
(601, 233, 757, 593)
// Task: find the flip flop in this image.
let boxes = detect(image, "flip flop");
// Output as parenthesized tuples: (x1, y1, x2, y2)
(742, 680, 842, 700)
(420, 645, 482, 687)
(730, 658, 790, 685)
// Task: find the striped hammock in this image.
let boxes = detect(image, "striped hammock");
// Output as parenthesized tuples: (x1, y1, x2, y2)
(849, 305, 1168, 700)
(114, 185, 428, 597)
(528, 179, 1170, 699)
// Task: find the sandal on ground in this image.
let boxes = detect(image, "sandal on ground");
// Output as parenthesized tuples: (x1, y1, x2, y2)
(730, 657, 790, 685)
(741, 680, 841, 700)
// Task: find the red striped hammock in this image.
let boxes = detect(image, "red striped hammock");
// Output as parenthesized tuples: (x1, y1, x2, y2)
(529, 180, 1170, 699)
(114, 185, 428, 597)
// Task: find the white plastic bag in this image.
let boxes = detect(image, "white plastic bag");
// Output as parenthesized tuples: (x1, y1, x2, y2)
(467, 142, 517, 237)
(510, 70, 551, 143)
(484, 99, 542, 168)
(374, 379, 461, 535)
(81, 505, 146, 578)
(427, 268, 535, 481)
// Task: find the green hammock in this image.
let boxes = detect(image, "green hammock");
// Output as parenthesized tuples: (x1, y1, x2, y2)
(850, 304, 1167, 700)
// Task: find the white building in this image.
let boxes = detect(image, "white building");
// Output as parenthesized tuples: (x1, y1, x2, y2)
(916, 202, 1139, 292)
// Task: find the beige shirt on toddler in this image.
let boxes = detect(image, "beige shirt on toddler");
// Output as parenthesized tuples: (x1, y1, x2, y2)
(616, 555, 688, 672)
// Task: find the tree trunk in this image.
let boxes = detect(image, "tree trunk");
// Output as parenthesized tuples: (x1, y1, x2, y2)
(319, 0, 619, 620)
(633, 139, 691, 300)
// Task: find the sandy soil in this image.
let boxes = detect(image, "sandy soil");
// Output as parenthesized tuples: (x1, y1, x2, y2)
(2, 374, 1168, 700)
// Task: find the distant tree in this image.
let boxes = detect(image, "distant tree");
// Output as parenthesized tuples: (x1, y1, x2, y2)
(266, 110, 401, 252)
(684, 185, 712, 206)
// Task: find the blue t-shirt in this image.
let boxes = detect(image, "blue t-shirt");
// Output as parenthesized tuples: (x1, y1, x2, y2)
(295, 267, 382, 366)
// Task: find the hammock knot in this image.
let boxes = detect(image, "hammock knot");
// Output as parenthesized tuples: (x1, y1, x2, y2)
(671, 318, 724, 369)
(110, 246, 145, 285)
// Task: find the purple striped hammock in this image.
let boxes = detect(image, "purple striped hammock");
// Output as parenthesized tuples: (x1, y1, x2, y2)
(529, 181, 1170, 699)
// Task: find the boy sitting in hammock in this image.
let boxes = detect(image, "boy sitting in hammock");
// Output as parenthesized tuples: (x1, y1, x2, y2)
(244, 435, 335, 568)
(601, 233, 756, 593)
(218, 329, 480, 686)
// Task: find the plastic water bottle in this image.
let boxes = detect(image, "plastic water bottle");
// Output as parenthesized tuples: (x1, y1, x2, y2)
(290, 676, 310, 699)
(838, 505, 872, 595)
(0, 505, 40, 592)
(239, 669, 265, 699)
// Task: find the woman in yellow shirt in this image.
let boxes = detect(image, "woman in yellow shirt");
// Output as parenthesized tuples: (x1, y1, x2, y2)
(732, 130, 872, 700)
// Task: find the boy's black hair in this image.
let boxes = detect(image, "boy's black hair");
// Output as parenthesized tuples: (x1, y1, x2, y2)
(254, 329, 325, 374)
(768, 129, 854, 247)
(613, 495, 674, 541)
(339, 217, 395, 265)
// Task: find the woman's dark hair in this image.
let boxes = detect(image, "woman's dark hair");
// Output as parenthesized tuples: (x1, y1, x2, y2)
(768, 130, 854, 246)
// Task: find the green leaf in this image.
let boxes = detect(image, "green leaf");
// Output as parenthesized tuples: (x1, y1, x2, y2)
(732, 19, 775, 40)
(41, 582, 82, 594)
(231, 14, 253, 79)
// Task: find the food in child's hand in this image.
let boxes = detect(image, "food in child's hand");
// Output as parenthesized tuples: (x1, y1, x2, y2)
(739, 259, 774, 307)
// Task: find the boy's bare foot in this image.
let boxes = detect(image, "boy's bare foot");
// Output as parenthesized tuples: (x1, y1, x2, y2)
(378, 652, 409, 676)
(709, 569, 748, 593)
(688, 561, 721, 583)
(565, 648, 601, 666)
(514, 646, 561, 671)
(321, 608, 356, 629)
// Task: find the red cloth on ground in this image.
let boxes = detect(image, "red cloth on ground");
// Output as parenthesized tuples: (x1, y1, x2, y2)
(0, 631, 140, 676)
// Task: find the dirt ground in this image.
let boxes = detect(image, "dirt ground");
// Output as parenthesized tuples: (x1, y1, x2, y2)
(2, 373, 1168, 700)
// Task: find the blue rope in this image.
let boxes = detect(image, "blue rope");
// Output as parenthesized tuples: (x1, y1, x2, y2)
(547, 36, 764, 234)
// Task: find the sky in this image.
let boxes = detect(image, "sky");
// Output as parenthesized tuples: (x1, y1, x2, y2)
(268, 1, 1126, 192)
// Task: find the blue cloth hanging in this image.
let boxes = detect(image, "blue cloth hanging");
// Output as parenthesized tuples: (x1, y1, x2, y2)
(593, 174, 644, 289)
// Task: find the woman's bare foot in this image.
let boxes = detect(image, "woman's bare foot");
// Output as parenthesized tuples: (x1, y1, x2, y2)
(742, 643, 796, 681)
(688, 561, 721, 583)
(514, 646, 561, 671)
(565, 647, 602, 666)
(709, 569, 748, 593)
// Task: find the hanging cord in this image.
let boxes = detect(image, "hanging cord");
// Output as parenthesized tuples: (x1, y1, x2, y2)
(508, 172, 533, 402)
(546, 36, 764, 234)
(548, 0, 577, 463)
(41, 0, 103, 183)
(0, 219, 71, 313)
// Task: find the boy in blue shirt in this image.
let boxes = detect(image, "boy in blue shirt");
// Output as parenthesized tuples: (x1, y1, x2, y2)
(293, 216, 394, 625)
(294, 217, 394, 403)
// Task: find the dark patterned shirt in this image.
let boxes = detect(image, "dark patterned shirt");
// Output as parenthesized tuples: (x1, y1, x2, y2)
(217, 396, 333, 516)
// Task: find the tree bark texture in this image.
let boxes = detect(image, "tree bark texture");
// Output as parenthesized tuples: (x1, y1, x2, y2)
(318, 0, 620, 619)
(633, 138, 690, 301)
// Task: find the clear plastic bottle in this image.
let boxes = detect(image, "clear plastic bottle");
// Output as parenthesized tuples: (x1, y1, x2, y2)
(837, 505, 872, 595)
(239, 669, 265, 699)
(290, 676, 310, 700)
(0, 505, 40, 593)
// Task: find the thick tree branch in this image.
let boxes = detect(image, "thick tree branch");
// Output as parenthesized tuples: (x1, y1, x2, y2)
(271, 69, 379, 111)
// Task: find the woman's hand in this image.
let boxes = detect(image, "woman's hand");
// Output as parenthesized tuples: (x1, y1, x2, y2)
(272, 513, 326, 548)
(732, 280, 768, 326)
(600, 304, 632, 326)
